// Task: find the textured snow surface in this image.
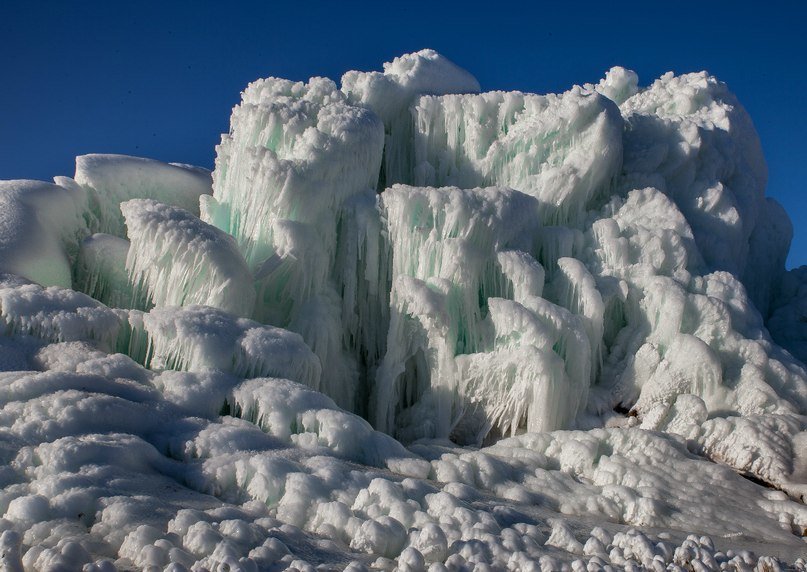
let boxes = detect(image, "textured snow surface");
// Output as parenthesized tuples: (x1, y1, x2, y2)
(0, 51, 806, 570)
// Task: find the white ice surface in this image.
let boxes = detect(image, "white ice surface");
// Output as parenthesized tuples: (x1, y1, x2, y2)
(0, 52, 805, 570)
(412, 85, 623, 226)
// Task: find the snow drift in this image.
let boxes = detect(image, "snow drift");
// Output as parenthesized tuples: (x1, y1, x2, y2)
(0, 49, 805, 570)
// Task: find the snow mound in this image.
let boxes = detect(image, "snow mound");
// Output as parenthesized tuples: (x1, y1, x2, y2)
(0, 50, 805, 569)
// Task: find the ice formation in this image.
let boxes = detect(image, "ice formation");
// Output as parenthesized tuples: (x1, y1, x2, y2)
(0, 51, 805, 570)
(73, 154, 213, 238)
(121, 199, 255, 317)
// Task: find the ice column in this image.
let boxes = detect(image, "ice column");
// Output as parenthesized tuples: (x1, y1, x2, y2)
(203, 76, 385, 410)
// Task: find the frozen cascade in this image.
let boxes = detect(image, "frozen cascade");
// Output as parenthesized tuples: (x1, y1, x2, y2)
(74, 233, 140, 310)
(549, 257, 605, 381)
(0, 51, 806, 569)
(375, 185, 598, 443)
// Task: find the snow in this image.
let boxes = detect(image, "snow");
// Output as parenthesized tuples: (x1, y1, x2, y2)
(0, 51, 805, 570)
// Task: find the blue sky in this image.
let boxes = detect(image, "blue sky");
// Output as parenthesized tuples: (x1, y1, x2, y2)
(2, 0, 805, 267)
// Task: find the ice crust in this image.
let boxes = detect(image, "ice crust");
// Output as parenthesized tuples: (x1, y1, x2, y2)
(0, 51, 806, 569)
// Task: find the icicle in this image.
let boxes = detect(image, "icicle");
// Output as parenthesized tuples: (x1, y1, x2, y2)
(75, 233, 142, 310)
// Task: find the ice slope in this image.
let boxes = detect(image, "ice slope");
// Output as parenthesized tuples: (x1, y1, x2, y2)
(0, 51, 805, 570)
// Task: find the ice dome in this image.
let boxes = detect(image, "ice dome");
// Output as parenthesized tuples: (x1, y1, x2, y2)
(0, 51, 805, 570)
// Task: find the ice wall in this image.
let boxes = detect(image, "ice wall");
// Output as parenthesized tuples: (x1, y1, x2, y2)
(375, 185, 595, 443)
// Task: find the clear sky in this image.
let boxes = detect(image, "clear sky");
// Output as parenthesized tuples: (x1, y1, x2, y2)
(2, 0, 805, 267)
